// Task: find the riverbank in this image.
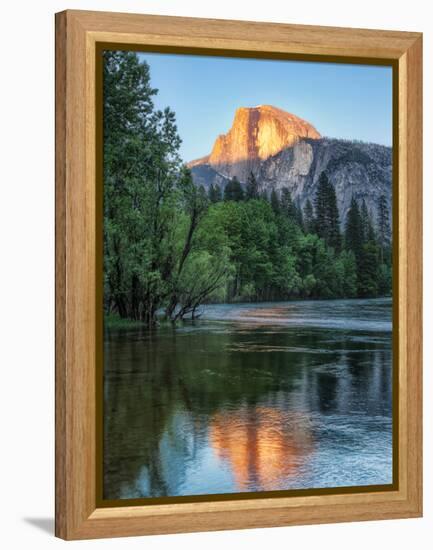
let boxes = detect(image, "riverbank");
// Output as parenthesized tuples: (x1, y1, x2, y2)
(105, 296, 392, 332)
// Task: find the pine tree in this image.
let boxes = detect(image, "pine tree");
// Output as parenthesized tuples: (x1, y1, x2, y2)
(280, 188, 297, 220)
(245, 171, 259, 200)
(358, 241, 380, 297)
(208, 183, 222, 203)
(314, 173, 328, 235)
(345, 197, 363, 260)
(303, 199, 315, 234)
(360, 199, 370, 242)
(270, 188, 280, 213)
(345, 196, 381, 297)
(367, 215, 377, 243)
(340, 250, 358, 297)
(377, 194, 391, 263)
(294, 198, 304, 230)
(326, 180, 341, 251)
(314, 172, 341, 250)
(224, 177, 244, 201)
(260, 189, 269, 201)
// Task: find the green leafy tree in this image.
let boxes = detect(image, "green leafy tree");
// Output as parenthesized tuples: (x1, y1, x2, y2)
(169, 204, 234, 320)
(103, 51, 183, 324)
(103, 51, 231, 324)
(296, 234, 337, 298)
(164, 174, 210, 319)
(312, 240, 340, 298)
(337, 250, 358, 297)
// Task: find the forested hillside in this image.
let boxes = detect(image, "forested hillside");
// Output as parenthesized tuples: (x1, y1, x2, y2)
(103, 51, 392, 327)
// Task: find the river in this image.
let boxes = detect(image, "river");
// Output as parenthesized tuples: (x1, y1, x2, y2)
(103, 297, 393, 499)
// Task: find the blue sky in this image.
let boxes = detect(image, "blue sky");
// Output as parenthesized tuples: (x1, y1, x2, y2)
(138, 52, 393, 163)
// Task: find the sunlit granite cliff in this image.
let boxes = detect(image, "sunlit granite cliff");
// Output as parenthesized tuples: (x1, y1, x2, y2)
(188, 105, 321, 182)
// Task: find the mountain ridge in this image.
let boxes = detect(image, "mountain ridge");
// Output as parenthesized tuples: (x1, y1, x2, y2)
(190, 137, 392, 227)
(188, 106, 392, 227)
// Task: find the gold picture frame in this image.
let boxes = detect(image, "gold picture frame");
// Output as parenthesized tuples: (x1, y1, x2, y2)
(55, 9, 422, 540)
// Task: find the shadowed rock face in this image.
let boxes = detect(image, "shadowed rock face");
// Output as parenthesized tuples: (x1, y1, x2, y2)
(188, 105, 321, 182)
(188, 106, 392, 227)
(257, 138, 392, 227)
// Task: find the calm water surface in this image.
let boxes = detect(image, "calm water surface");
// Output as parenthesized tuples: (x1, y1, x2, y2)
(104, 298, 393, 499)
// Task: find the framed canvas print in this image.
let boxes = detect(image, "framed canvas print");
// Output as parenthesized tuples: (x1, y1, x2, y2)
(55, 10, 422, 540)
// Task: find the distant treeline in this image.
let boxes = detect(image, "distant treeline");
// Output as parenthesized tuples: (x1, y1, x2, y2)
(103, 51, 392, 326)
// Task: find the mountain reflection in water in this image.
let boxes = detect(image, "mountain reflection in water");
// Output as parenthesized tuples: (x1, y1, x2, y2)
(103, 298, 393, 499)
(210, 407, 313, 491)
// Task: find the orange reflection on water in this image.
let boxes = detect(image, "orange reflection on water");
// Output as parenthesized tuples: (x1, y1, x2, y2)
(242, 306, 289, 319)
(209, 406, 313, 491)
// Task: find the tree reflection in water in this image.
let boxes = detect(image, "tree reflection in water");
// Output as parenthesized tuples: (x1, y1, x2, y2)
(104, 299, 393, 499)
